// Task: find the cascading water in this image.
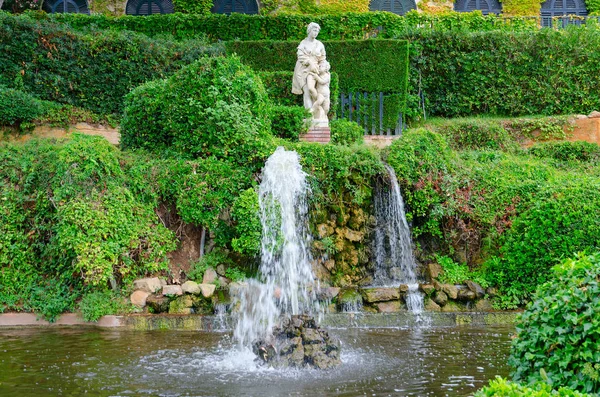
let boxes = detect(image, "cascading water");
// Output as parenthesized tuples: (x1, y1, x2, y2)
(373, 164, 424, 314)
(233, 147, 319, 350)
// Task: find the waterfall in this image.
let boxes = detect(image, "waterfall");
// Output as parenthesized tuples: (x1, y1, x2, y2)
(233, 147, 318, 348)
(373, 164, 424, 314)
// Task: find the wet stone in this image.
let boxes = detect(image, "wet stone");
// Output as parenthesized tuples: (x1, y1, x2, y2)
(253, 315, 341, 370)
(465, 280, 485, 299)
(146, 295, 169, 313)
(440, 284, 458, 300)
(433, 291, 448, 307)
(420, 284, 435, 296)
(362, 287, 400, 303)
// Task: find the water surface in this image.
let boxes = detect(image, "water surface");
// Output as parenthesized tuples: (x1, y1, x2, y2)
(0, 325, 512, 396)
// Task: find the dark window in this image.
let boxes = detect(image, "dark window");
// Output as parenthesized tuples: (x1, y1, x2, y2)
(212, 0, 258, 14)
(43, 0, 89, 14)
(541, 0, 588, 27)
(126, 0, 174, 15)
(369, 0, 417, 15)
(454, 0, 502, 14)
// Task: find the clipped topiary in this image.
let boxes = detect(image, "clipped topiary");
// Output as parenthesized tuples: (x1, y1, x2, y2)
(509, 253, 600, 394)
(121, 56, 275, 169)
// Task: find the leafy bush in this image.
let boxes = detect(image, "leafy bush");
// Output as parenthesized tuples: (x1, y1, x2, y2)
(509, 254, 600, 394)
(436, 255, 489, 288)
(475, 377, 593, 397)
(121, 56, 275, 171)
(231, 188, 262, 257)
(330, 119, 364, 146)
(172, 0, 212, 14)
(187, 249, 233, 282)
(270, 105, 310, 141)
(0, 86, 44, 129)
(78, 291, 132, 322)
(529, 141, 600, 164)
(434, 118, 518, 151)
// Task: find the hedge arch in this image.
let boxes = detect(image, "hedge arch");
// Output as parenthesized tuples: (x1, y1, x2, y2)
(454, 0, 502, 14)
(369, 0, 417, 15)
(125, 0, 174, 15)
(211, 0, 259, 14)
(541, 0, 588, 26)
(42, 0, 89, 13)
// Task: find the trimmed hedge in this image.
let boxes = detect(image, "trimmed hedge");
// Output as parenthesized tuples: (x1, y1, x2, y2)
(0, 12, 220, 116)
(227, 40, 409, 94)
(33, 11, 538, 42)
(0, 86, 44, 128)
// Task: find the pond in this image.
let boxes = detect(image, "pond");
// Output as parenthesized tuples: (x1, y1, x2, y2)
(0, 325, 512, 396)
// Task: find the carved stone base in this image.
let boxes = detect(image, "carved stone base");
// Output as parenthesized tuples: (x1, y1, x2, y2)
(300, 126, 330, 144)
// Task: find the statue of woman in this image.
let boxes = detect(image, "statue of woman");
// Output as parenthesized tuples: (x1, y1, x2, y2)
(292, 22, 327, 115)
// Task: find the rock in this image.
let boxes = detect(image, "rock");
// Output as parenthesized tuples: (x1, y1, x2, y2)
(389, 267, 404, 280)
(486, 287, 498, 298)
(399, 284, 409, 293)
(424, 298, 441, 312)
(323, 259, 335, 271)
(316, 223, 334, 238)
(253, 315, 341, 370)
(199, 283, 216, 298)
(216, 264, 227, 277)
(133, 277, 162, 293)
(465, 280, 485, 299)
(218, 276, 230, 287)
(440, 284, 458, 300)
(130, 290, 150, 307)
(202, 267, 218, 284)
(344, 228, 364, 242)
(441, 301, 463, 312)
(146, 295, 169, 313)
(169, 295, 195, 314)
(337, 288, 363, 312)
(427, 263, 443, 280)
(457, 288, 477, 301)
(317, 287, 340, 301)
(181, 281, 200, 295)
(361, 287, 400, 303)
(475, 299, 494, 312)
(420, 284, 435, 296)
(162, 285, 183, 296)
(433, 291, 448, 307)
(588, 111, 600, 118)
(374, 300, 401, 313)
(576, 114, 588, 120)
(159, 278, 167, 286)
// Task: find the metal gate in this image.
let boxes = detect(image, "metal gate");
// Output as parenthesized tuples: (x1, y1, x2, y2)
(541, 0, 588, 27)
(339, 92, 404, 136)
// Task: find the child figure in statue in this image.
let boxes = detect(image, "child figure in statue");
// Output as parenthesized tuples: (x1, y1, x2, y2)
(309, 61, 331, 121)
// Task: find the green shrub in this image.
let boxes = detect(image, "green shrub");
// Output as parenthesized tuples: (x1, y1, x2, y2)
(121, 56, 275, 170)
(509, 254, 600, 394)
(270, 105, 310, 141)
(78, 291, 133, 322)
(330, 119, 364, 146)
(529, 141, 600, 164)
(435, 119, 518, 151)
(172, 0, 212, 14)
(436, 255, 489, 288)
(187, 249, 233, 282)
(0, 86, 44, 129)
(26, 279, 77, 322)
(231, 188, 262, 257)
(475, 377, 593, 397)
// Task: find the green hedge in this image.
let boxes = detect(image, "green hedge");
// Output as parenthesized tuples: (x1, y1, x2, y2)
(33, 11, 538, 42)
(0, 12, 220, 116)
(0, 86, 45, 129)
(270, 105, 310, 141)
(228, 40, 409, 95)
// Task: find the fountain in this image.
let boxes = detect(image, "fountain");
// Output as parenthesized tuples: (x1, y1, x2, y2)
(372, 164, 424, 314)
(233, 147, 341, 369)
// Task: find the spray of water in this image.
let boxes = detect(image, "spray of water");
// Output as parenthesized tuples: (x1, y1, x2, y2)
(233, 147, 319, 348)
(373, 164, 424, 314)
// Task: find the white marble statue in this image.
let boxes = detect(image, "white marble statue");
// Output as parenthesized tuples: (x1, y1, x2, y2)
(292, 22, 330, 126)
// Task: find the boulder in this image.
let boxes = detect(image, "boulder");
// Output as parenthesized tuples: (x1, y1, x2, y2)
(486, 287, 498, 297)
(399, 284, 409, 293)
(218, 276, 230, 287)
(588, 111, 600, 118)
(168, 295, 195, 314)
(133, 277, 162, 293)
(162, 285, 183, 296)
(427, 263, 443, 280)
(374, 300, 402, 313)
(457, 288, 477, 301)
(433, 291, 448, 307)
(440, 284, 458, 300)
(575, 114, 588, 120)
(199, 283, 216, 298)
(202, 267, 218, 284)
(130, 290, 150, 307)
(146, 295, 169, 313)
(475, 299, 494, 312)
(317, 287, 340, 301)
(181, 281, 200, 295)
(216, 264, 227, 277)
(424, 298, 441, 312)
(420, 284, 435, 296)
(361, 287, 400, 303)
(337, 288, 363, 312)
(465, 280, 485, 299)
(344, 228, 364, 242)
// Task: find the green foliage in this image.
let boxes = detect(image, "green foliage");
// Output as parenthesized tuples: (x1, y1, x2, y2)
(227, 40, 409, 95)
(509, 254, 600, 394)
(587, 0, 600, 14)
(270, 105, 310, 141)
(187, 250, 233, 282)
(0, 12, 220, 116)
(231, 188, 262, 257)
(434, 118, 518, 151)
(121, 56, 275, 171)
(0, 86, 44, 130)
(436, 255, 490, 288)
(330, 119, 364, 146)
(501, 0, 543, 16)
(529, 141, 600, 164)
(78, 290, 132, 322)
(26, 279, 77, 323)
(503, 117, 572, 142)
(475, 377, 593, 397)
(172, 0, 212, 14)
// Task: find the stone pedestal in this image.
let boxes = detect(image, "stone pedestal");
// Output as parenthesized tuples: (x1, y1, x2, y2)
(300, 126, 330, 144)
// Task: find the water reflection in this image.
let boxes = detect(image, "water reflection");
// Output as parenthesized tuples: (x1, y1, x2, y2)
(0, 326, 512, 397)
